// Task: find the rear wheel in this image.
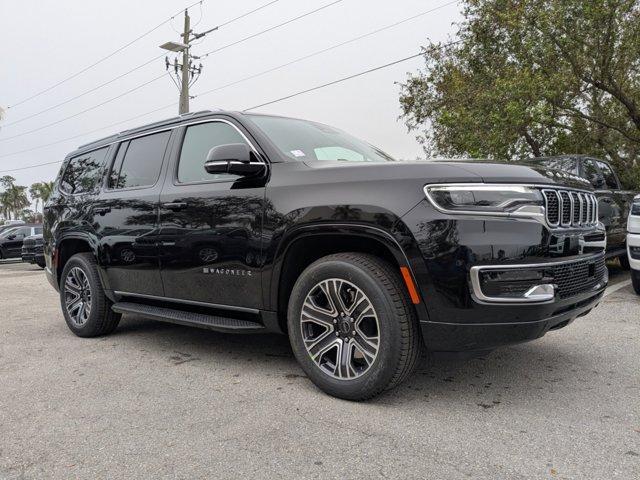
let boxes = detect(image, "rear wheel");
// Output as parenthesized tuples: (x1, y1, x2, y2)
(60, 253, 121, 337)
(632, 270, 640, 295)
(287, 253, 422, 401)
(36, 259, 46, 269)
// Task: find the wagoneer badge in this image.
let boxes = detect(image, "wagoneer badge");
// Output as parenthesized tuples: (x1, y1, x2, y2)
(203, 268, 253, 276)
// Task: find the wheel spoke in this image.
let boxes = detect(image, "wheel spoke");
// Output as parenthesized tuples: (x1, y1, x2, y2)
(301, 299, 335, 328)
(307, 332, 339, 361)
(334, 340, 356, 379)
(352, 331, 378, 365)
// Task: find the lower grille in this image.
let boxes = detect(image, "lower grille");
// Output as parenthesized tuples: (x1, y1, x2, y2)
(552, 255, 606, 299)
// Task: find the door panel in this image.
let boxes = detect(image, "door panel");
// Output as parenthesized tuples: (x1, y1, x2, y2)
(94, 130, 172, 296)
(158, 120, 266, 309)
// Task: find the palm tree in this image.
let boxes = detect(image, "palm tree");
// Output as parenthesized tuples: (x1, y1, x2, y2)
(0, 175, 16, 220)
(39, 181, 55, 203)
(4, 185, 29, 219)
(30, 182, 43, 215)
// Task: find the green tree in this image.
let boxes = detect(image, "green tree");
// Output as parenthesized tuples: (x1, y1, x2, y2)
(29, 182, 43, 215)
(399, 0, 640, 188)
(0, 176, 29, 220)
(39, 181, 55, 204)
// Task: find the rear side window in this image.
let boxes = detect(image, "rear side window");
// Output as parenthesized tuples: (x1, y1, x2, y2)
(177, 122, 248, 183)
(60, 147, 109, 194)
(34, 226, 43, 235)
(109, 131, 171, 189)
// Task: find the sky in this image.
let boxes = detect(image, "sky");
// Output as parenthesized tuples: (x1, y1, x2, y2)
(0, 0, 462, 190)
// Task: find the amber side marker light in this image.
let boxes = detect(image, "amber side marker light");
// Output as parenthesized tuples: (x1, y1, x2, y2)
(400, 266, 421, 304)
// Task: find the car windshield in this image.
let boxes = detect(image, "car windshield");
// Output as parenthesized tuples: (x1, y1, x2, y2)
(247, 115, 396, 163)
(0, 227, 19, 238)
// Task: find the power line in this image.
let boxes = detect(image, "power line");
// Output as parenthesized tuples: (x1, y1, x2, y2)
(245, 51, 435, 111)
(0, 45, 456, 167)
(7, 0, 205, 109)
(218, 0, 282, 28)
(0, 74, 168, 143)
(2, 0, 286, 128)
(0, 103, 177, 169)
(200, 0, 344, 59)
(193, 1, 459, 100)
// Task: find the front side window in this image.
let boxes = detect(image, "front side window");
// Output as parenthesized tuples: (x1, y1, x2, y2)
(247, 114, 396, 163)
(595, 161, 619, 190)
(60, 147, 109, 194)
(109, 131, 171, 189)
(177, 122, 249, 183)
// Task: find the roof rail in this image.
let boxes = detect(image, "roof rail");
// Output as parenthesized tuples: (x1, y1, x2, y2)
(77, 109, 223, 150)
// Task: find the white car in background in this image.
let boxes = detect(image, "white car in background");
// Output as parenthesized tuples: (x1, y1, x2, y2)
(628, 195, 640, 294)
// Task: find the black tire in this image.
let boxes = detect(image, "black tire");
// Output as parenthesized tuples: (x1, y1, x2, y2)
(36, 259, 46, 269)
(59, 253, 121, 337)
(287, 253, 422, 401)
(632, 270, 640, 295)
(619, 254, 631, 270)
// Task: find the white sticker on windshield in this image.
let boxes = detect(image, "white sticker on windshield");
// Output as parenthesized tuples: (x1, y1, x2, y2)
(290, 150, 305, 157)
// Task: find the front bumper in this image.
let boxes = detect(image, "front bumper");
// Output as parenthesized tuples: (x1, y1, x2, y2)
(627, 233, 640, 271)
(401, 200, 608, 352)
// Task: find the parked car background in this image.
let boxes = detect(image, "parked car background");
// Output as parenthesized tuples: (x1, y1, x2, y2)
(0, 225, 43, 260)
(21, 234, 45, 268)
(627, 195, 640, 294)
(523, 155, 637, 266)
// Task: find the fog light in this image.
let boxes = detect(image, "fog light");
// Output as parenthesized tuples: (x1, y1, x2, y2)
(629, 246, 640, 260)
(472, 266, 556, 303)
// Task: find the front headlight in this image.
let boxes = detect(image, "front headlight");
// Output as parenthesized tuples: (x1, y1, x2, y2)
(424, 184, 544, 218)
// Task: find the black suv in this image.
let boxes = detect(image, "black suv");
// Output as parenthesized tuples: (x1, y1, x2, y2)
(43, 110, 607, 400)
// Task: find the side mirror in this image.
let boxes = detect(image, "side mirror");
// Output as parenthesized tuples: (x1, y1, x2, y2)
(590, 173, 606, 189)
(204, 143, 265, 177)
(7, 234, 15, 240)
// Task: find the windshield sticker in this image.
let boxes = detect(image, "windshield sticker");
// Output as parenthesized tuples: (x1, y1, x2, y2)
(290, 150, 306, 157)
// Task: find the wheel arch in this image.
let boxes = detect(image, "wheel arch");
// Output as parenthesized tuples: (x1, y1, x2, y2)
(55, 234, 99, 285)
(269, 223, 427, 333)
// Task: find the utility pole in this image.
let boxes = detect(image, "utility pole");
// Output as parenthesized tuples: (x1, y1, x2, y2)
(179, 10, 191, 114)
(160, 9, 214, 115)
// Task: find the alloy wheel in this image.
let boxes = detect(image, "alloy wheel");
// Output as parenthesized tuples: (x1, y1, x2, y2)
(300, 278, 380, 380)
(64, 267, 92, 327)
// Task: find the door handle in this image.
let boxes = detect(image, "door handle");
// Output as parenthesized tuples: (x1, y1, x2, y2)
(162, 202, 188, 211)
(93, 207, 111, 215)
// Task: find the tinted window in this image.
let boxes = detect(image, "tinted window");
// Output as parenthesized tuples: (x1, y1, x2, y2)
(583, 159, 605, 188)
(60, 147, 109, 194)
(537, 157, 578, 174)
(596, 161, 618, 189)
(178, 122, 248, 183)
(248, 114, 396, 162)
(110, 131, 171, 189)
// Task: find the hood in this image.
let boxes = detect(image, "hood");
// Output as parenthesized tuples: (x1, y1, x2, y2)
(303, 159, 592, 190)
(440, 160, 592, 190)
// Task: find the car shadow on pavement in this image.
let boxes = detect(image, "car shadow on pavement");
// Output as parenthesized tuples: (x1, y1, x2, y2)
(112, 314, 597, 406)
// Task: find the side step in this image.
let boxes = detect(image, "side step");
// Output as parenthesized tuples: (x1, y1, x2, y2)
(111, 302, 266, 333)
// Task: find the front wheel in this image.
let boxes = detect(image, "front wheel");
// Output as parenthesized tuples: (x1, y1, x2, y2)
(632, 270, 640, 295)
(287, 253, 422, 401)
(60, 253, 121, 337)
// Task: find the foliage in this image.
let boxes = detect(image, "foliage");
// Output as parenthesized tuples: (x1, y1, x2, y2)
(0, 176, 54, 221)
(399, 0, 640, 188)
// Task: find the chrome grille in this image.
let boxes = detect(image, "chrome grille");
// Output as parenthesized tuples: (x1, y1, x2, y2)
(542, 188, 597, 228)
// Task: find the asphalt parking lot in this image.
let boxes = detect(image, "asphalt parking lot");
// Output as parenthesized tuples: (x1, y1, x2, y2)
(1, 259, 638, 479)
